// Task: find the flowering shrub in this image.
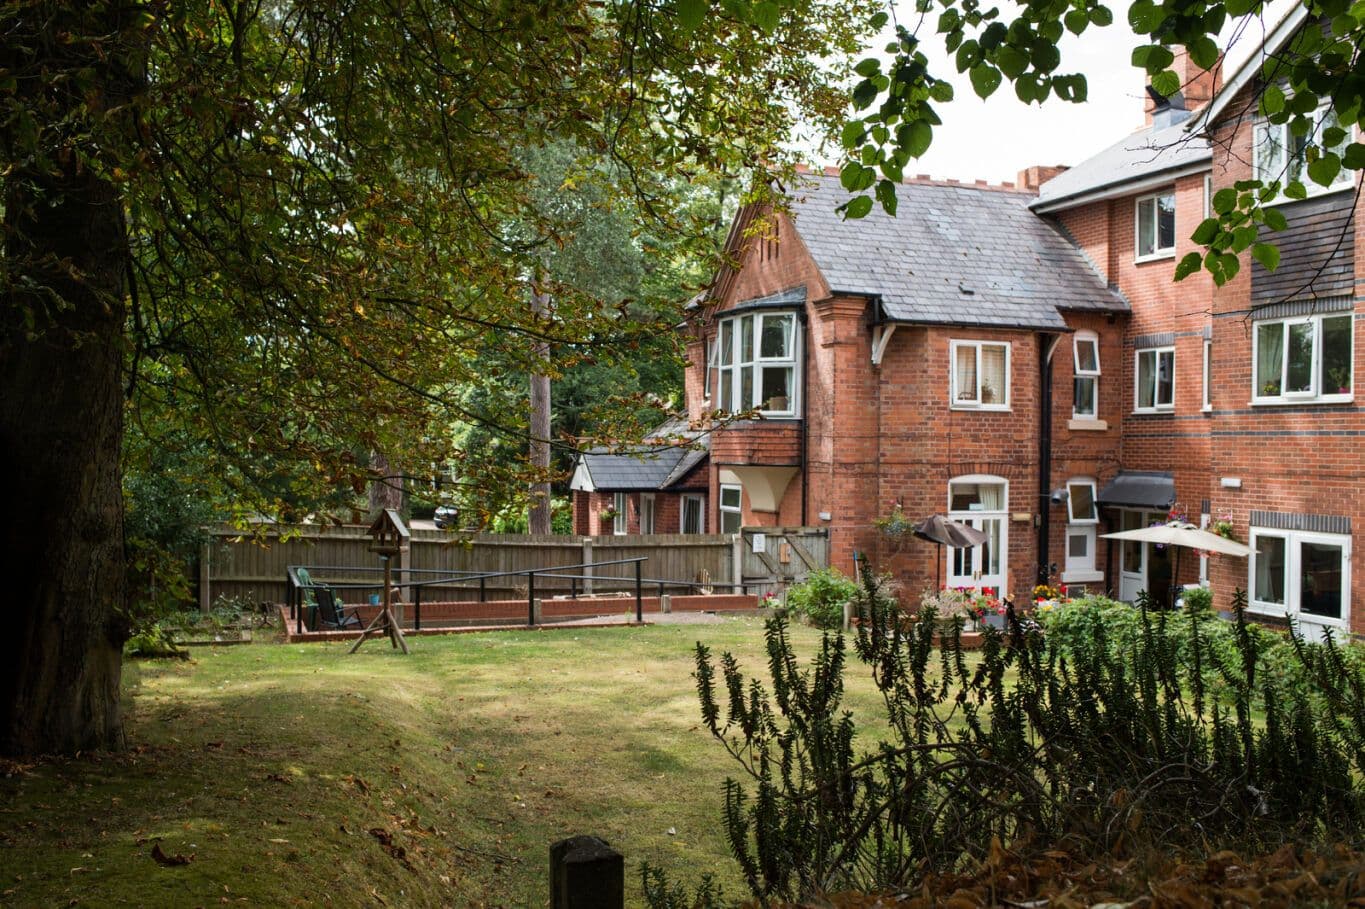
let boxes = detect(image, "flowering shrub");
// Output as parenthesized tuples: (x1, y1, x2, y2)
(1212, 513, 1235, 539)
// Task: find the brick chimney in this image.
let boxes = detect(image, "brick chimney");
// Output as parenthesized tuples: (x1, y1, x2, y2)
(1144, 48, 1223, 126)
(1016, 165, 1069, 192)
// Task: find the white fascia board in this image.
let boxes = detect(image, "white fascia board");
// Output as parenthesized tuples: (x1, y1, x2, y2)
(1030, 161, 1211, 214)
(1185, 5, 1310, 136)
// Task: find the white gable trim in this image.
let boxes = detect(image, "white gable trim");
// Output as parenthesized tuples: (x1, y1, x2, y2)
(1185, 4, 1310, 136)
(569, 460, 595, 492)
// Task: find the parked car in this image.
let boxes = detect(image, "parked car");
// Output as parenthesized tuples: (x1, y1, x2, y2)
(434, 505, 459, 529)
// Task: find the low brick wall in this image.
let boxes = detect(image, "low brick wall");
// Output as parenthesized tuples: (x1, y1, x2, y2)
(279, 592, 760, 642)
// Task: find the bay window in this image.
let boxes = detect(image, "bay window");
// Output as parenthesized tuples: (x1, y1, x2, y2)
(710, 311, 799, 416)
(951, 340, 1010, 410)
(1073, 331, 1100, 419)
(1135, 191, 1175, 260)
(1253, 313, 1353, 403)
(719, 484, 742, 534)
(1135, 347, 1175, 412)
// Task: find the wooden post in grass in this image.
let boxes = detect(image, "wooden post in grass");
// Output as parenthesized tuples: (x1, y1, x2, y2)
(351, 509, 410, 654)
(550, 835, 623, 909)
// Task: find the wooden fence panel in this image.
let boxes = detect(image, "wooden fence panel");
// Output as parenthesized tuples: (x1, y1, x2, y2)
(740, 527, 831, 601)
(200, 526, 752, 609)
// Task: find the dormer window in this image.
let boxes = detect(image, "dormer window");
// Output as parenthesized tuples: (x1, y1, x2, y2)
(710, 311, 800, 417)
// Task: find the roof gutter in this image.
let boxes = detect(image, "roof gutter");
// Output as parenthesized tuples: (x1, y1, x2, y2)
(1029, 161, 1211, 214)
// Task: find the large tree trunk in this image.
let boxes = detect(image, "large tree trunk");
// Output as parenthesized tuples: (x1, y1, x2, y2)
(368, 450, 404, 516)
(528, 282, 553, 535)
(0, 6, 134, 755)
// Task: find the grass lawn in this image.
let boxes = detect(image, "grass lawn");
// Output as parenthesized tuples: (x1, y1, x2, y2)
(0, 617, 896, 907)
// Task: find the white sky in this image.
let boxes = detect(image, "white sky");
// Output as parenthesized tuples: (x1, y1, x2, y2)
(805, 0, 1288, 183)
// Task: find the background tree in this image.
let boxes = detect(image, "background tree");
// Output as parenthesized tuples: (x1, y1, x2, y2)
(0, 0, 876, 756)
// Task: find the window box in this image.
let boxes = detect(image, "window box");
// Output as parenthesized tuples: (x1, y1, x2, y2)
(1135, 191, 1175, 261)
(1252, 313, 1353, 404)
(1134, 346, 1175, 412)
(950, 340, 1011, 410)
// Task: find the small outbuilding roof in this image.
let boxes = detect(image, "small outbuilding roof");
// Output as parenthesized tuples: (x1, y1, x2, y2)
(570, 425, 709, 493)
(1031, 119, 1211, 213)
(1097, 470, 1176, 511)
(789, 173, 1127, 331)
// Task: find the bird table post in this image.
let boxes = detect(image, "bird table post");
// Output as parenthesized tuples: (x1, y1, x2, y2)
(351, 508, 411, 654)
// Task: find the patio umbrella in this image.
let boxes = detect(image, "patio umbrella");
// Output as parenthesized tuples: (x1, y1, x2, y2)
(1100, 521, 1251, 606)
(912, 514, 989, 589)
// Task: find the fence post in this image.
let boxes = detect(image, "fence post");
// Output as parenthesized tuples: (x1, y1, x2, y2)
(634, 561, 642, 623)
(731, 532, 744, 599)
(414, 585, 422, 631)
(550, 835, 623, 909)
(480, 574, 486, 603)
(199, 542, 212, 615)
(528, 570, 536, 626)
(581, 537, 593, 595)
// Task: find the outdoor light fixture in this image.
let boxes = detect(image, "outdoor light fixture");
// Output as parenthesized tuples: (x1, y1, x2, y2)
(1220, 477, 1243, 489)
(1049, 488, 1069, 504)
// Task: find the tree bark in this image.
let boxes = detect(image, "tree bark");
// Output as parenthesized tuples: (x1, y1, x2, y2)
(528, 280, 553, 535)
(368, 450, 404, 516)
(0, 5, 135, 755)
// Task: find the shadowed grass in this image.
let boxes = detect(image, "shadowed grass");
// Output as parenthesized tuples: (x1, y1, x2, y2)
(0, 618, 900, 907)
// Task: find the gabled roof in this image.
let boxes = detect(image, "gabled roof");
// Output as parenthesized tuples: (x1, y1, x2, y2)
(1184, 4, 1310, 137)
(789, 173, 1127, 330)
(570, 423, 709, 493)
(1030, 119, 1211, 213)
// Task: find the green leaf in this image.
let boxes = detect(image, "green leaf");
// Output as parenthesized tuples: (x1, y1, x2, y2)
(1151, 70, 1181, 98)
(1262, 208, 1288, 231)
(1131, 44, 1174, 73)
(1191, 217, 1220, 244)
(969, 64, 1002, 99)
(750, 1, 780, 32)
(875, 179, 899, 216)
(1284, 180, 1308, 200)
(1064, 10, 1089, 34)
(1308, 153, 1341, 186)
(1174, 251, 1203, 281)
(1344, 143, 1365, 169)
(904, 118, 932, 157)
(1252, 242, 1281, 271)
(840, 120, 866, 149)
(852, 78, 878, 109)
(1212, 187, 1238, 214)
(840, 162, 866, 192)
(1323, 126, 1347, 146)
(996, 46, 1029, 79)
(854, 58, 881, 78)
(928, 80, 954, 103)
(869, 10, 889, 30)
(676, 0, 707, 31)
(1188, 36, 1219, 71)
(840, 194, 874, 220)
(1089, 5, 1113, 26)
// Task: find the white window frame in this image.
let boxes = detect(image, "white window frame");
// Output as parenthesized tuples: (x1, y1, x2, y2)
(1203, 174, 1213, 220)
(1254, 103, 1355, 202)
(1248, 527, 1351, 632)
(613, 492, 628, 536)
(703, 337, 715, 401)
(1134, 346, 1175, 413)
(711, 311, 800, 417)
(1251, 313, 1354, 405)
(1066, 478, 1098, 524)
(946, 474, 1009, 595)
(950, 340, 1011, 411)
(639, 493, 656, 535)
(1198, 512, 1211, 586)
(1134, 190, 1176, 262)
(719, 483, 743, 534)
(680, 494, 705, 533)
(1072, 330, 1101, 420)
(1202, 337, 1213, 412)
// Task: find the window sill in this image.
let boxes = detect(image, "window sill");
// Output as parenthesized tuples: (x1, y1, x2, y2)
(1134, 250, 1175, 264)
(1132, 407, 1175, 415)
(1263, 182, 1353, 207)
(1250, 395, 1354, 407)
(951, 404, 1011, 412)
(1068, 418, 1108, 431)
(1201, 404, 1212, 413)
(1061, 570, 1105, 584)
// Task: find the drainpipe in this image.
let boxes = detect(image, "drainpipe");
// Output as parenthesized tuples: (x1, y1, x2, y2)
(1038, 334, 1063, 586)
(800, 310, 810, 526)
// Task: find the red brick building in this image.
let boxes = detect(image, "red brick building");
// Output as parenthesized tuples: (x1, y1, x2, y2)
(571, 14, 1363, 639)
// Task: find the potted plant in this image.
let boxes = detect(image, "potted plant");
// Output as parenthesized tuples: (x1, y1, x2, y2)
(874, 501, 913, 542)
(1211, 513, 1235, 540)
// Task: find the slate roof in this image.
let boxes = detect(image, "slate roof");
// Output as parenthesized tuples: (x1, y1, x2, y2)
(790, 173, 1127, 330)
(1031, 118, 1211, 212)
(575, 422, 709, 492)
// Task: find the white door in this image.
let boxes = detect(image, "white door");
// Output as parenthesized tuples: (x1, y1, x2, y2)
(1118, 510, 1146, 603)
(947, 515, 1005, 592)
